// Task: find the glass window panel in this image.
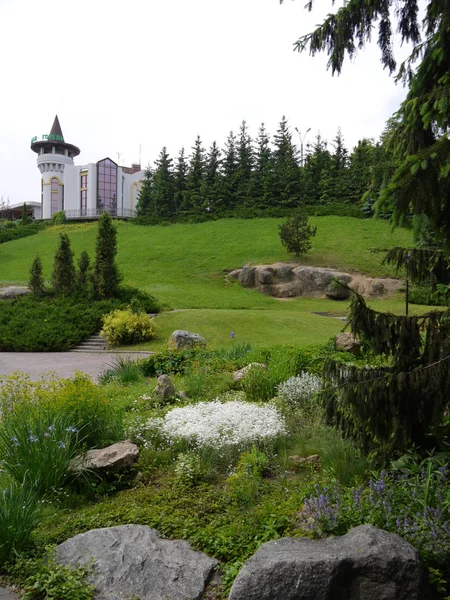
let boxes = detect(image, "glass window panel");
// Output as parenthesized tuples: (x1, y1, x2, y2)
(98, 174, 105, 183)
(98, 166, 105, 174)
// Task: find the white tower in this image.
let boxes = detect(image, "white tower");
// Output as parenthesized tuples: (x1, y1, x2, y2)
(31, 116, 80, 219)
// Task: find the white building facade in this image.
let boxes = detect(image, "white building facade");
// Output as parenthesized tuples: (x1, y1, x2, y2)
(31, 116, 145, 220)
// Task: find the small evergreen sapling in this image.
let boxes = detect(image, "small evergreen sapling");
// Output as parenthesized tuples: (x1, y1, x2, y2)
(278, 211, 317, 256)
(28, 254, 45, 297)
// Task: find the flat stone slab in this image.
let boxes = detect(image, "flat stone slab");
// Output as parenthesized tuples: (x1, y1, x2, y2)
(55, 525, 218, 600)
(0, 587, 18, 599)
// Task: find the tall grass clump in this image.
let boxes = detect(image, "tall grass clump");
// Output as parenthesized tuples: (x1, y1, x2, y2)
(241, 347, 297, 402)
(0, 480, 40, 564)
(99, 356, 144, 386)
(0, 412, 85, 496)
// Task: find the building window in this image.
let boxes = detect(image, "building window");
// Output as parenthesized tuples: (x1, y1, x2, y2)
(80, 172, 88, 216)
(51, 177, 59, 215)
(97, 158, 117, 216)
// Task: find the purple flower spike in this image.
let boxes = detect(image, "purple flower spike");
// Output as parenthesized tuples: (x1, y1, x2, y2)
(230, 331, 235, 338)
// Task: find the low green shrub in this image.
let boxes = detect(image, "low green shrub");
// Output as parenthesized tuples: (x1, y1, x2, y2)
(0, 222, 45, 245)
(50, 210, 67, 225)
(241, 347, 297, 402)
(0, 295, 123, 351)
(115, 285, 162, 313)
(0, 373, 124, 449)
(0, 481, 41, 564)
(100, 308, 157, 346)
(141, 348, 231, 377)
(10, 552, 95, 600)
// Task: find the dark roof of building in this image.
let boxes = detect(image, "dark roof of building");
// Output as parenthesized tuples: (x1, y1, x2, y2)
(49, 115, 64, 141)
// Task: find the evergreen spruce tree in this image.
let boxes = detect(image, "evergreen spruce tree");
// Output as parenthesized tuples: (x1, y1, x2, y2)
(52, 233, 76, 295)
(330, 128, 349, 203)
(204, 141, 222, 213)
(153, 147, 175, 219)
(272, 116, 301, 208)
(302, 134, 332, 204)
(174, 147, 188, 215)
(28, 254, 45, 297)
(220, 131, 239, 211)
(347, 138, 379, 206)
(136, 168, 154, 218)
(278, 211, 317, 256)
(93, 212, 121, 299)
(185, 136, 206, 213)
(251, 123, 274, 210)
(235, 121, 254, 208)
(77, 249, 91, 288)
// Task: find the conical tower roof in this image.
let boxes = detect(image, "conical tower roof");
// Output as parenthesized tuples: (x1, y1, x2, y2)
(31, 115, 80, 158)
(49, 115, 64, 141)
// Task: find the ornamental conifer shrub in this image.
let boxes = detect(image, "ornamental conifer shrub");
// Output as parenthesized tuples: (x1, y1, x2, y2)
(92, 212, 122, 299)
(28, 254, 45, 297)
(52, 233, 76, 295)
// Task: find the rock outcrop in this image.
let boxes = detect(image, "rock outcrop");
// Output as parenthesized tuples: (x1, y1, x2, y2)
(229, 525, 432, 600)
(335, 332, 361, 355)
(228, 264, 402, 299)
(55, 525, 219, 600)
(168, 330, 206, 349)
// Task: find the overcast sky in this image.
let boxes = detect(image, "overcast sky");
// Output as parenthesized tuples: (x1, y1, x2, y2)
(0, 0, 413, 205)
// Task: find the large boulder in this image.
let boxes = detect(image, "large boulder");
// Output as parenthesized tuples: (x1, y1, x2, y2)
(72, 440, 139, 472)
(55, 525, 219, 600)
(229, 525, 432, 600)
(154, 374, 175, 399)
(168, 330, 206, 350)
(239, 266, 256, 288)
(0, 286, 32, 300)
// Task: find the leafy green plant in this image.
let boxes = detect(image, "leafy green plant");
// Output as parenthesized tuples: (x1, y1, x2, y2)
(241, 347, 296, 402)
(0, 411, 86, 496)
(50, 210, 67, 225)
(11, 552, 95, 600)
(100, 308, 157, 346)
(0, 481, 41, 564)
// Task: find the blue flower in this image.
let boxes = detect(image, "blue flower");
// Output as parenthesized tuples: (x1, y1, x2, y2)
(230, 331, 235, 339)
(59, 441, 66, 449)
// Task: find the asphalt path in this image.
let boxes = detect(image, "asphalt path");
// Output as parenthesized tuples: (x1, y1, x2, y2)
(0, 352, 153, 381)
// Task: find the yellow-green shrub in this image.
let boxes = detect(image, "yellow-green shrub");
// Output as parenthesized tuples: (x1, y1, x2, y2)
(0, 372, 124, 448)
(100, 309, 157, 346)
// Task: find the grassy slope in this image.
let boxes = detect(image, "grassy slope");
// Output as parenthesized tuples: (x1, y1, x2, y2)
(0, 217, 419, 348)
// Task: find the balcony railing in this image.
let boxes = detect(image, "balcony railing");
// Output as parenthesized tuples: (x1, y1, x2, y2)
(63, 208, 136, 219)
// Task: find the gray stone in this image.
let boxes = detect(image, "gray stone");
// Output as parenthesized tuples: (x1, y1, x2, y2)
(325, 279, 351, 300)
(72, 440, 139, 472)
(239, 266, 256, 288)
(270, 281, 304, 298)
(154, 374, 175, 399)
(229, 525, 432, 600)
(168, 330, 206, 350)
(55, 525, 218, 600)
(255, 267, 275, 285)
(335, 332, 361, 355)
(228, 269, 241, 280)
(232, 363, 267, 382)
(0, 286, 32, 300)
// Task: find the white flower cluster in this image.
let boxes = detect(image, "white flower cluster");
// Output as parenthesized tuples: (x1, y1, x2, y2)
(276, 372, 322, 408)
(147, 400, 286, 449)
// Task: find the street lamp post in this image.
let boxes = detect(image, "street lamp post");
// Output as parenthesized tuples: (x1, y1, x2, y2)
(295, 127, 311, 167)
(405, 252, 411, 316)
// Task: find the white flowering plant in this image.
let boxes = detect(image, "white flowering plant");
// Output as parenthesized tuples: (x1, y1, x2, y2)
(276, 372, 323, 425)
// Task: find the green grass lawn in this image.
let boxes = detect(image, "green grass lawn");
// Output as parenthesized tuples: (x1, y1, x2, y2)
(0, 217, 426, 350)
(0, 217, 413, 309)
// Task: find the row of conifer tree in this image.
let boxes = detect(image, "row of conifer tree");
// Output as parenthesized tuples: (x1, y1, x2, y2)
(136, 116, 390, 220)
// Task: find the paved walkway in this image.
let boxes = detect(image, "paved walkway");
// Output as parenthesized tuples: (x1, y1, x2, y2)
(0, 586, 17, 599)
(0, 351, 153, 381)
